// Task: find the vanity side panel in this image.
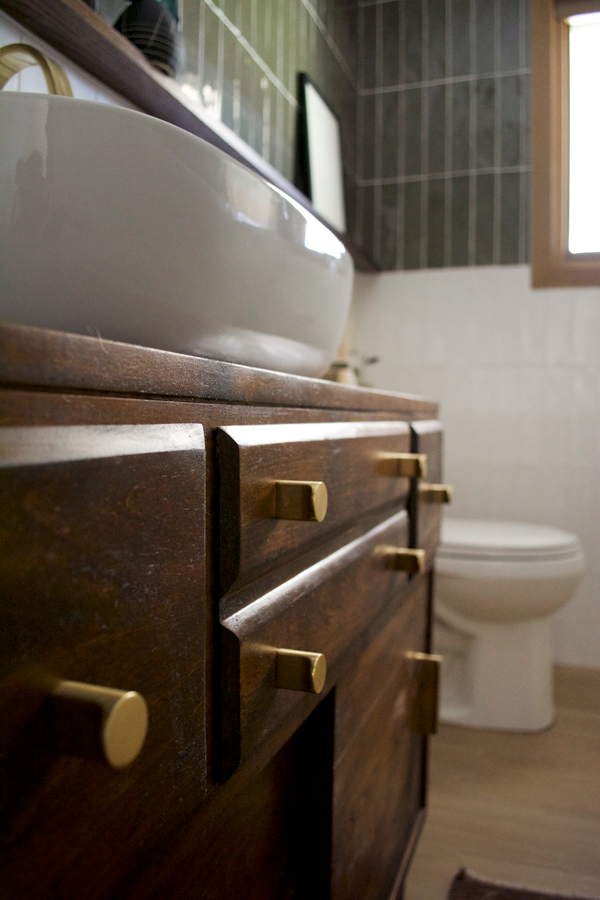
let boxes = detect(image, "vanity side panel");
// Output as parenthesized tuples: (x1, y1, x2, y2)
(410, 421, 445, 560)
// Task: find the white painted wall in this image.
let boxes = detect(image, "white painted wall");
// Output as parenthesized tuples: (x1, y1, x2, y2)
(352, 265, 600, 667)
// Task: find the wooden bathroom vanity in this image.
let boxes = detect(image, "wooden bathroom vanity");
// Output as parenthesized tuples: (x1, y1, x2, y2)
(0, 321, 446, 900)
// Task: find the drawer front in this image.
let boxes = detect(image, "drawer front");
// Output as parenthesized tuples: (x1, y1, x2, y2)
(220, 510, 413, 774)
(217, 420, 411, 594)
(410, 420, 444, 562)
(0, 424, 207, 900)
(332, 578, 429, 900)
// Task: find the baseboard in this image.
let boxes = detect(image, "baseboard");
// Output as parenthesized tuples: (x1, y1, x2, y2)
(554, 663, 600, 714)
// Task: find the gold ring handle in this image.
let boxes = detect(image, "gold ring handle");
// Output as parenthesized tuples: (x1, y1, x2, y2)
(0, 43, 73, 96)
(51, 680, 148, 768)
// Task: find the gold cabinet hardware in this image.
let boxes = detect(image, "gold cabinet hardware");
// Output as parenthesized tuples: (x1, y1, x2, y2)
(274, 480, 328, 522)
(274, 649, 327, 694)
(51, 680, 148, 768)
(387, 452, 428, 478)
(405, 651, 442, 735)
(419, 483, 453, 504)
(385, 547, 426, 574)
(0, 43, 73, 96)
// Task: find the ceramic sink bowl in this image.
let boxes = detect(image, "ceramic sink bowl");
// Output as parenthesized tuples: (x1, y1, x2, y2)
(0, 93, 353, 376)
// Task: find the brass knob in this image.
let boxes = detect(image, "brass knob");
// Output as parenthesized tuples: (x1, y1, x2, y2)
(274, 649, 327, 694)
(385, 547, 426, 574)
(275, 480, 328, 522)
(51, 681, 149, 768)
(419, 483, 453, 504)
(387, 453, 428, 478)
(405, 652, 442, 735)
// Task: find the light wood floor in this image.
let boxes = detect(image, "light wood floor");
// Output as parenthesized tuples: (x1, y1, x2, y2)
(405, 665, 600, 900)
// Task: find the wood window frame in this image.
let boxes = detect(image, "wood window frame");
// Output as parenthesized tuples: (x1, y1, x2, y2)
(531, 0, 600, 286)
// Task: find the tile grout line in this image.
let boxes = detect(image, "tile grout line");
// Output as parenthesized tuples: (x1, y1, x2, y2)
(493, 0, 502, 265)
(397, 0, 406, 270)
(357, 165, 532, 188)
(299, 0, 358, 90)
(198, 0, 205, 101)
(217, 16, 224, 121)
(287, 1, 295, 118)
(373, 1, 383, 263)
(233, 0, 241, 136)
(202, 0, 298, 107)
(250, 0, 257, 54)
(275, 0, 285, 173)
(358, 0, 407, 5)
(444, 0, 453, 268)
(356, 2, 366, 250)
(519, 0, 528, 264)
(420, 0, 430, 269)
(359, 68, 531, 97)
(468, 0, 477, 266)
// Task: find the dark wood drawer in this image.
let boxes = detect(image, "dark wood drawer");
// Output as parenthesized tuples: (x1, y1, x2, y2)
(219, 509, 413, 774)
(0, 424, 207, 900)
(332, 578, 429, 900)
(217, 420, 412, 593)
(410, 420, 446, 561)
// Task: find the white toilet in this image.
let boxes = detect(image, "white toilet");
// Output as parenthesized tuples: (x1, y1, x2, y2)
(433, 518, 586, 731)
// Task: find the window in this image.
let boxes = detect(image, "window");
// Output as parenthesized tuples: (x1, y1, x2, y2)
(531, 0, 600, 286)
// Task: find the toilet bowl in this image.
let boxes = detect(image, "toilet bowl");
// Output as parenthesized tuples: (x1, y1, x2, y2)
(433, 518, 585, 731)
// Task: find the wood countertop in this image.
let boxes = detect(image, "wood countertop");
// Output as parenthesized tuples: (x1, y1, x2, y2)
(0, 321, 437, 416)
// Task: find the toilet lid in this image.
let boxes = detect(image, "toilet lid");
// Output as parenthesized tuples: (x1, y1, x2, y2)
(438, 518, 583, 562)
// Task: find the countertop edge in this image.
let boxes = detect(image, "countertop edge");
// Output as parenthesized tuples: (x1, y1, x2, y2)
(0, 322, 438, 416)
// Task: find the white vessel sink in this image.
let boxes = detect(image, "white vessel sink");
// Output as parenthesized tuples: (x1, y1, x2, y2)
(0, 93, 353, 376)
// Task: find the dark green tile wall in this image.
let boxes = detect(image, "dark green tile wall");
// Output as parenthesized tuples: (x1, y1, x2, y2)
(99, 0, 358, 197)
(99, 0, 531, 271)
(355, 0, 531, 270)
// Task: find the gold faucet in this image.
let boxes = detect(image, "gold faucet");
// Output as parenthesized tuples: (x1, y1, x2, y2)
(0, 42, 73, 96)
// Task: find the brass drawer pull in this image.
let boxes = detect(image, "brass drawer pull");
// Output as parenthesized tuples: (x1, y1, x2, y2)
(405, 652, 442, 735)
(384, 547, 426, 574)
(275, 480, 328, 522)
(419, 483, 453, 504)
(274, 649, 327, 694)
(51, 680, 149, 768)
(388, 452, 428, 478)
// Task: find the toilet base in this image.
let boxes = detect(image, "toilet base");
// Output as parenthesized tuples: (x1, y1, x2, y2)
(434, 607, 555, 731)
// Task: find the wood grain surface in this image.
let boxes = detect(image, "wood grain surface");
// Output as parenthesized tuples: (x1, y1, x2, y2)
(217, 420, 411, 593)
(220, 510, 411, 773)
(0, 324, 440, 900)
(0, 424, 207, 900)
(332, 578, 429, 900)
(0, 322, 437, 415)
